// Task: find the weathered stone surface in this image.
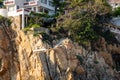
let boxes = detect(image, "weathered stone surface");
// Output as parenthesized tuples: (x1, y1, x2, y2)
(0, 29, 119, 80)
(99, 51, 113, 67)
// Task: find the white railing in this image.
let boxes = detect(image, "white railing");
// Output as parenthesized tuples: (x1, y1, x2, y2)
(24, 2, 29, 6)
(7, 8, 30, 16)
(4, 0, 15, 6)
(29, 1, 38, 6)
(33, 48, 47, 52)
(17, 8, 30, 15)
(40, 2, 55, 11)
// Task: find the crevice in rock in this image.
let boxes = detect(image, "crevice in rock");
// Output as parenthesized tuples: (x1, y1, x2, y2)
(0, 58, 2, 70)
(112, 54, 120, 73)
(44, 52, 52, 80)
(0, 58, 7, 75)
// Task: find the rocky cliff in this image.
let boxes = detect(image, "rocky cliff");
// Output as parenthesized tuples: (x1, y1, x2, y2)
(0, 28, 120, 80)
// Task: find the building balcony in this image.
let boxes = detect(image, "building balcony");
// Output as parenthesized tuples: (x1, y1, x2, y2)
(17, 8, 30, 14)
(40, 2, 55, 11)
(29, 1, 38, 6)
(24, 1, 38, 7)
(7, 8, 30, 16)
(4, 0, 15, 6)
(24, 2, 29, 6)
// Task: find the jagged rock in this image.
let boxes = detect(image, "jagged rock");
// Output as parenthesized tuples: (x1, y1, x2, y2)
(99, 51, 113, 67)
(0, 29, 119, 80)
(0, 49, 9, 75)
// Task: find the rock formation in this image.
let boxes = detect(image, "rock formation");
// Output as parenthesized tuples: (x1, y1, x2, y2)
(0, 28, 120, 80)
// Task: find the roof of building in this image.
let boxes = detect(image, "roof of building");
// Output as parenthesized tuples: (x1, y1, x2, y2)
(108, 0, 120, 3)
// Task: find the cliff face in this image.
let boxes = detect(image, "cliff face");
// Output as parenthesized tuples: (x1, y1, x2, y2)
(0, 28, 120, 80)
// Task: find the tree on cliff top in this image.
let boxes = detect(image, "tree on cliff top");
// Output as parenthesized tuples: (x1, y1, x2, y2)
(0, 0, 3, 8)
(52, 0, 66, 14)
(113, 7, 120, 16)
(0, 0, 3, 3)
(55, 0, 112, 47)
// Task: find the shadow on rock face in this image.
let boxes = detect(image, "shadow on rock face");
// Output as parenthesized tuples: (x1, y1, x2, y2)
(0, 48, 9, 75)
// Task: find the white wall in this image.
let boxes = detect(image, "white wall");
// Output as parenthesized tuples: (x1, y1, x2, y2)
(110, 3, 120, 9)
(24, 0, 55, 14)
(4, 0, 55, 16)
(0, 9, 7, 17)
(39, 0, 55, 11)
(15, 0, 26, 8)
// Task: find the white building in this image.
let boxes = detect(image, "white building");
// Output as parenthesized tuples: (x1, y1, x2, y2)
(108, 0, 120, 9)
(0, 0, 55, 29)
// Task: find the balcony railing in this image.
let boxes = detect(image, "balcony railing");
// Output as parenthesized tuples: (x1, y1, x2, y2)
(4, 0, 15, 6)
(24, 2, 29, 6)
(17, 8, 30, 13)
(29, 1, 38, 6)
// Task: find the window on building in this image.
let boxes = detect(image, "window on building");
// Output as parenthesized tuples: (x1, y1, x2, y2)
(44, 9, 48, 14)
(26, 0, 34, 2)
(115, 3, 118, 6)
(26, 0, 30, 2)
(41, 0, 47, 4)
(49, 1, 53, 6)
(26, 8, 32, 10)
(112, 54, 120, 72)
(38, 7, 44, 12)
(17, 6, 19, 9)
(38, 7, 48, 14)
(34, 7, 36, 11)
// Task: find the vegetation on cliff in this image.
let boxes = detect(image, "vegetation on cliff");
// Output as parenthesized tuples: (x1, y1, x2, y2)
(0, 0, 120, 80)
(49, 0, 119, 48)
(22, 0, 120, 49)
(113, 7, 120, 16)
(1, 0, 119, 49)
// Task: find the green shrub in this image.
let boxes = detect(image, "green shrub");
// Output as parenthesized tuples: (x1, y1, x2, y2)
(33, 31, 43, 37)
(102, 30, 118, 44)
(23, 27, 31, 32)
(76, 55, 84, 64)
(54, 0, 112, 47)
(30, 24, 40, 28)
(41, 32, 52, 44)
(113, 7, 120, 16)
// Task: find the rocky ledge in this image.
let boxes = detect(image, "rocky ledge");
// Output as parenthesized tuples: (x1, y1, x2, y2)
(0, 29, 120, 80)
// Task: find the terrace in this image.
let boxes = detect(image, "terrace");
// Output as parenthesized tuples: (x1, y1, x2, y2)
(4, 0, 15, 6)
